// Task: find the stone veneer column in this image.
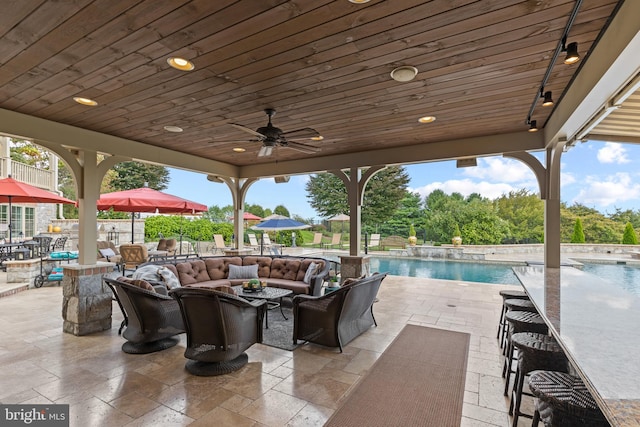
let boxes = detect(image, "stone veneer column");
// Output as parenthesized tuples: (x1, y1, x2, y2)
(62, 264, 113, 336)
(339, 255, 370, 284)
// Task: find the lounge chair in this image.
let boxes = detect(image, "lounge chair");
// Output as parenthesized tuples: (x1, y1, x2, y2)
(105, 277, 185, 354)
(247, 233, 260, 251)
(368, 233, 381, 250)
(169, 286, 266, 376)
(213, 234, 231, 253)
(305, 232, 323, 248)
(292, 272, 387, 352)
(324, 233, 342, 249)
(156, 238, 177, 256)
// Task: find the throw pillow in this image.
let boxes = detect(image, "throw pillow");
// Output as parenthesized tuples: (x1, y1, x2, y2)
(227, 264, 259, 280)
(303, 262, 318, 284)
(158, 266, 181, 289)
(99, 248, 116, 258)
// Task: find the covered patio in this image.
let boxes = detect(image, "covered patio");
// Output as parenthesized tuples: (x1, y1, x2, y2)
(0, 1, 639, 425)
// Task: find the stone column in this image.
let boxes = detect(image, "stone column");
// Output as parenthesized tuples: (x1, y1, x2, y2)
(339, 255, 370, 284)
(62, 264, 113, 336)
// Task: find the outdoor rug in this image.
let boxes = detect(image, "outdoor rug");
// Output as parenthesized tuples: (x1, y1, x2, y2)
(325, 324, 470, 427)
(261, 306, 298, 351)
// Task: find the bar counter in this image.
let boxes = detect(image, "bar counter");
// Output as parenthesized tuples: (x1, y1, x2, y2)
(513, 266, 640, 427)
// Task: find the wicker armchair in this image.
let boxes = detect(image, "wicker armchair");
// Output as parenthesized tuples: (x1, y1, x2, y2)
(156, 238, 177, 256)
(169, 287, 266, 376)
(104, 277, 185, 354)
(292, 272, 387, 352)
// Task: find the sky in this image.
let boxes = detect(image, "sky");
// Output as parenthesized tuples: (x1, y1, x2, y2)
(166, 140, 640, 220)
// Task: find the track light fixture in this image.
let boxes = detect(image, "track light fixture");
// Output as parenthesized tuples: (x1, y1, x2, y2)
(542, 90, 554, 107)
(562, 41, 580, 65)
(528, 120, 538, 132)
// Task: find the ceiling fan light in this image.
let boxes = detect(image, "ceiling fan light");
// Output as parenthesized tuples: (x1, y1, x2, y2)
(563, 42, 580, 65)
(311, 135, 324, 141)
(258, 145, 273, 157)
(390, 66, 418, 82)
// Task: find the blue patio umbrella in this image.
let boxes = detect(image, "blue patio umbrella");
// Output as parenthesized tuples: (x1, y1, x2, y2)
(251, 217, 310, 254)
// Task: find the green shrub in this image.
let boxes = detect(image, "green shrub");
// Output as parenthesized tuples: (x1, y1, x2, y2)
(409, 224, 416, 237)
(622, 222, 638, 244)
(570, 218, 585, 243)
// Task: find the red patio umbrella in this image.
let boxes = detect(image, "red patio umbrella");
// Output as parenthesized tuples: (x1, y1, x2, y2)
(0, 176, 76, 243)
(231, 212, 263, 221)
(97, 187, 208, 244)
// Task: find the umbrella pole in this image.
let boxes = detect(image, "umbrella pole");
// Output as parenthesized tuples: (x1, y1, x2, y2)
(260, 233, 264, 256)
(8, 197, 12, 244)
(131, 213, 135, 243)
(179, 215, 183, 255)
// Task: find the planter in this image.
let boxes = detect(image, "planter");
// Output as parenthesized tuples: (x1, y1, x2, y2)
(408, 236, 417, 246)
(452, 236, 462, 246)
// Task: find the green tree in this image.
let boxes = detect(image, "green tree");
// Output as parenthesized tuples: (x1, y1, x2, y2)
(305, 166, 410, 227)
(245, 203, 265, 219)
(109, 161, 170, 191)
(609, 208, 640, 229)
(570, 218, 586, 243)
(622, 222, 638, 244)
(494, 189, 544, 243)
(204, 205, 233, 222)
(377, 191, 423, 237)
(560, 204, 623, 243)
(273, 205, 290, 217)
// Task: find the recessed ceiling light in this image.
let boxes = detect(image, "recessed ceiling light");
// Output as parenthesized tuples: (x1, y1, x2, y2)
(311, 136, 324, 141)
(390, 66, 418, 82)
(163, 125, 183, 133)
(418, 116, 436, 123)
(348, 0, 370, 3)
(167, 57, 195, 71)
(233, 147, 246, 152)
(73, 97, 98, 106)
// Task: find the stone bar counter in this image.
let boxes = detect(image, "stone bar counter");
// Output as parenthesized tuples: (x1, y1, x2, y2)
(513, 266, 640, 427)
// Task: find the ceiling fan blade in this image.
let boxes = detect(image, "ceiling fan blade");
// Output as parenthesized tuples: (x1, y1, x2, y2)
(285, 141, 320, 154)
(208, 138, 259, 144)
(281, 127, 320, 139)
(230, 123, 266, 139)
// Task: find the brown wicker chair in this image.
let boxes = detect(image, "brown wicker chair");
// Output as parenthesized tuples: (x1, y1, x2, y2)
(104, 277, 185, 354)
(292, 272, 387, 352)
(156, 238, 177, 256)
(119, 243, 149, 273)
(169, 287, 266, 376)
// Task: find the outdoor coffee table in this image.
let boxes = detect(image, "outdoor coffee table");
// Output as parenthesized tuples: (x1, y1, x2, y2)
(232, 286, 293, 328)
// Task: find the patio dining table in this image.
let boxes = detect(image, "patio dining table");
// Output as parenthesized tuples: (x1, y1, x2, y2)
(513, 265, 640, 427)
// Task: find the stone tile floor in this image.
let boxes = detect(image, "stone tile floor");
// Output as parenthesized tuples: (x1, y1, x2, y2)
(0, 272, 543, 426)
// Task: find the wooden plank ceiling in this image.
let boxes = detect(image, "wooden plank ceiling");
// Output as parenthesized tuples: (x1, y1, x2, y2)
(0, 0, 621, 168)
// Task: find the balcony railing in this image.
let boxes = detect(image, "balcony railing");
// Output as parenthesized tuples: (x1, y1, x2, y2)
(0, 157, 55, 190)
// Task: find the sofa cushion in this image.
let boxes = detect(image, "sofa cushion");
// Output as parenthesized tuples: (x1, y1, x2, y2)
(204, 257, 242, 280)
(266, 279, 310, 295)
(303, 262, 319, 284)
(242, 256, 272, 277)
(269, 258, 301, 281)
(158, 266, 181, 289)
(175, 260, 210, 285)
(117, 276, 155, 292)
(296, 259, 325, 282)
(228, 264, 259, 280)
(187, 281, 236, 295)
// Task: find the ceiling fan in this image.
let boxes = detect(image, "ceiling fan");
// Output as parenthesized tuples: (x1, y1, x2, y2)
(215, 108, 322, 157)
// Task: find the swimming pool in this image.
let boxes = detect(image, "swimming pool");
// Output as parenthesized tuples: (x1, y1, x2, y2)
(325, 256, 523, 285)
(581, 263, 640, 296)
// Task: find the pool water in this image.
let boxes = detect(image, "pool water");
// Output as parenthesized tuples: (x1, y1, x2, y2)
(366, 257, 522, 285)
(581, 263, 640, 296)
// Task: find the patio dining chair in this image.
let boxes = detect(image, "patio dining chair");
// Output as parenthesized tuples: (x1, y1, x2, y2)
(50, 236, 68, 252)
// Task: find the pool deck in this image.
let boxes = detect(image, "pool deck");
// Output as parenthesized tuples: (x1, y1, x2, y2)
(0, 248, 636, 426)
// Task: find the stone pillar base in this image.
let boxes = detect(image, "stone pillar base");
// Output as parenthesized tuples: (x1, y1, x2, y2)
(339, 255, 370, 284)
(62, 264, 114, 336)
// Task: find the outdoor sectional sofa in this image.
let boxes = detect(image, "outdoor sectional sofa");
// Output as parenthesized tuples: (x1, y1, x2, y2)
(140, 255, 331, 296)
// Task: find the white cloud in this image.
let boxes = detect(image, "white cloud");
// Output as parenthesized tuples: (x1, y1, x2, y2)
(597, 142, 630, 164)
(410, 179, 515, 200)
(463, 157, 534, 183)
(572, 172, 640, 207)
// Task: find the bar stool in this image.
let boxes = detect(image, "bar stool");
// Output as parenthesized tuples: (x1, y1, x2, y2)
(508, 332, 568, 427)
(502, 298, 538, 353)
(502, 311, 548, 396)
(497, 289, 529, 347)
(528, 370, 610, 426)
